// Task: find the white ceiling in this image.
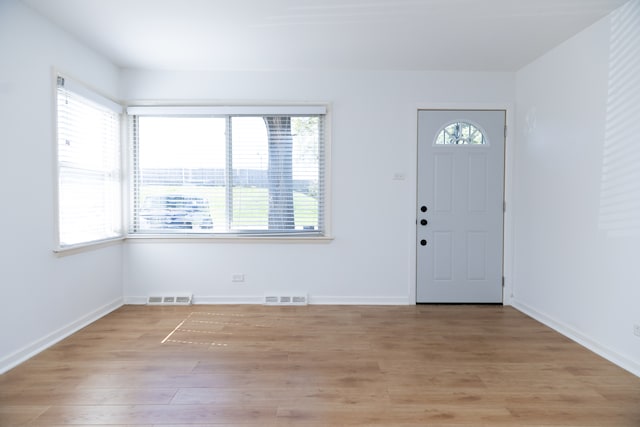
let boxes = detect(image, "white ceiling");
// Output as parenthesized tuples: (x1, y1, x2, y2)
(21, 0, 628, 72)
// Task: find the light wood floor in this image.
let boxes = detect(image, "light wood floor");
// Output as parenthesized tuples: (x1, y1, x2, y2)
(1, 305, 638, 426)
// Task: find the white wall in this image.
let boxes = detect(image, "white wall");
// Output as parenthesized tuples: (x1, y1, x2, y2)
(121, 69, 515, 304)
(512, 0, 640, 375)
(8, 0, 637, 379)
(0, 0, 123, 373)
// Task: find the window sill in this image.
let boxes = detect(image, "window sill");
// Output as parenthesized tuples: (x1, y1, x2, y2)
(54, 234, 334, 257)
(53, 236, 125, 256)
(125, 234, 334, 244)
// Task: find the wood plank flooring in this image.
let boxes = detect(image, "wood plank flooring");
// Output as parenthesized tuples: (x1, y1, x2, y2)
(1, 305, 639, 426)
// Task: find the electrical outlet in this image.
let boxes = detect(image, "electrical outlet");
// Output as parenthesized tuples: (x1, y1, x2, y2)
(232, 274, 245, 283)
(634, 324, 640, 338)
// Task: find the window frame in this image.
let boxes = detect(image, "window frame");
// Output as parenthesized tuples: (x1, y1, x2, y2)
(125, 104, 332, 241)
(53, 72, 125, 253)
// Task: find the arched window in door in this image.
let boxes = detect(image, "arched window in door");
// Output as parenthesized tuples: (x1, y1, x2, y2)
(435, 121, 487, 145)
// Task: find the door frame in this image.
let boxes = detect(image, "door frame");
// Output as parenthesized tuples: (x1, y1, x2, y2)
(408, 103, 515, 305)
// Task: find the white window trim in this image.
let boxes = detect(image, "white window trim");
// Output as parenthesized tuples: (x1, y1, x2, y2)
(53, 237, 125, 256)
(52, 87, 334, 253)
(53, 71, 125, 253)
(123, 102, 333, 241)
(125, 234, 334, 243)
(127, 105, 327, 116)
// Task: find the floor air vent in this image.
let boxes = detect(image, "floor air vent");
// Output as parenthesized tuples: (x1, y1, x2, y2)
(264, 295, 308, 305)
(264, 296, 279, 304)
(147, 295, 192, 305)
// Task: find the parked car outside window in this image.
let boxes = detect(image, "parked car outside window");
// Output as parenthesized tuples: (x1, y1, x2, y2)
(139, 195, 213, 230)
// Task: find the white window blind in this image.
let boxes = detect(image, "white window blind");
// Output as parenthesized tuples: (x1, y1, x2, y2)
(129, 108, 326, 236)
(56, 76, 123, 249)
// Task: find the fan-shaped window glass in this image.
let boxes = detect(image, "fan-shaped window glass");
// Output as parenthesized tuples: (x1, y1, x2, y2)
(435, 122, 487, 145)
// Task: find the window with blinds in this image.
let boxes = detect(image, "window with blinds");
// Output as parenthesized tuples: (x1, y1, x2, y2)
(55, 76, 123, 249)
(129, 106, 327, 236)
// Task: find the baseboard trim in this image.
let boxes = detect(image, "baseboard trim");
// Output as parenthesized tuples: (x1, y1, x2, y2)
(194, 296, 265, 304)
(124, 295, 410, 305)
(123, 296, 148, 305)
(0, 297, 124, 374)
(124, 295, 264, 304)
(309, 296, 411, 305)
(512, 300, 640, 378)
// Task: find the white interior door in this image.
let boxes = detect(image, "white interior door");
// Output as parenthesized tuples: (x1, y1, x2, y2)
(417, 110, 505, 303)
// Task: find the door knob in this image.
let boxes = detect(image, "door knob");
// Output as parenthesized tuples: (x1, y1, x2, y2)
(420, 219, 428, 226)
(420, 239, 427, 246)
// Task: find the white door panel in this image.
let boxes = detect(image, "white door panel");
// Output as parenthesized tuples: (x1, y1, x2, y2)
(417, 110, 505, 303)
